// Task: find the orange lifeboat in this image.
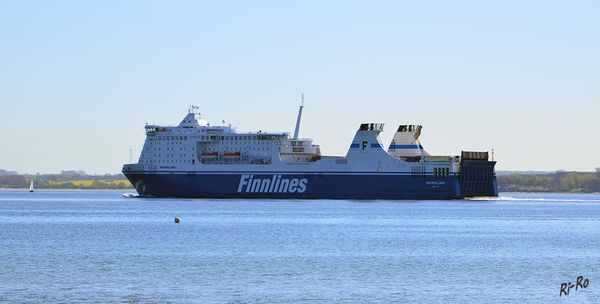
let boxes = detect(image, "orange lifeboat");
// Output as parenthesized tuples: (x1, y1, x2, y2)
(223, 152, 241, 158)
(200, 152, 218, 158)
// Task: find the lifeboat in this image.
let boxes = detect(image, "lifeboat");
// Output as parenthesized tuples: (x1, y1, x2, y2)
(200, 152, 218, 158)
(223, 152, 241, 158)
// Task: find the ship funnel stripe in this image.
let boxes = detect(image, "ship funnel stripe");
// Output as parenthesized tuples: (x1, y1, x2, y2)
(350, 143, 383, 149)
(389, 144, 424, 149)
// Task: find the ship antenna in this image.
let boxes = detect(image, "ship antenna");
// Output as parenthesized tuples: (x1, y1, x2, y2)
(293, 93, 304, 139)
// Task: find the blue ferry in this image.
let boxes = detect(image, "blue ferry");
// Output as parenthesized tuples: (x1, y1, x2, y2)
(122, 102, 497, 199)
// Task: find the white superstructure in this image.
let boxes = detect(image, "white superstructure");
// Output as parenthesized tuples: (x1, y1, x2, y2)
(132, 105, 462, 177)
(137, 105, 324, 170)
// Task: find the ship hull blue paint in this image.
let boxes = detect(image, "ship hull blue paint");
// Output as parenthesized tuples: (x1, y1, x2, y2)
(124, 172, 462, 199)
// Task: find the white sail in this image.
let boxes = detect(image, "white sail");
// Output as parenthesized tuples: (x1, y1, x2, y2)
(29, 180, 34, 192)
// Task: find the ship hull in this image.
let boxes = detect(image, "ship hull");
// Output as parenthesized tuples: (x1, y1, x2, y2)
(123, 171, 463, 199)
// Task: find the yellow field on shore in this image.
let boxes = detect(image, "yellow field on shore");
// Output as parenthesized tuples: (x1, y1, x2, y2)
(47, 180, 132, 187)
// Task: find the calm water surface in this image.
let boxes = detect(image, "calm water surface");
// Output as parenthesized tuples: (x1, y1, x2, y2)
(0, 190, 599, 303)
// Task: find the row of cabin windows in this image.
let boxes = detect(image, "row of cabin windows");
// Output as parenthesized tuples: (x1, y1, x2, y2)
(143, 159, 194, 164)
(152, 141, 274, 149)
(201, 147, 269, 152)
(199, 142, 270, 149)
(154, 147, 189, 150)
(199, 135, 275, 141)
(153, 153, 188, 157)
(154, 136, 187, 141)
(434, 168, 450, 176)
(218, 135, 250, 140)
(152, 147, 194, 152)
(152, 135, 279, 141)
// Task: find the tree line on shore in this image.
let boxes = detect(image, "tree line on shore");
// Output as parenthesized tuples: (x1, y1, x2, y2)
(497, 170, 600, 193)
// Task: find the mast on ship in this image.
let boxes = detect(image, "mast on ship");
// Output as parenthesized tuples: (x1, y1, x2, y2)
(293, 93, 304, 139)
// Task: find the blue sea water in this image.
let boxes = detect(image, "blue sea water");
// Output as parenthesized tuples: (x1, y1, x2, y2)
(0, 190, 599, 303)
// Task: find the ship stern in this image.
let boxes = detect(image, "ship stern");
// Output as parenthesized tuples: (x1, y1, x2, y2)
(459, 151, 498, 197)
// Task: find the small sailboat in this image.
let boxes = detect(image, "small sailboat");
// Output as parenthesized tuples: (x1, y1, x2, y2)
(29, 181, 34, 192)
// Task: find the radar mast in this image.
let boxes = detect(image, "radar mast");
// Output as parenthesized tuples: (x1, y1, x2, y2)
(293, 93, 304, 139)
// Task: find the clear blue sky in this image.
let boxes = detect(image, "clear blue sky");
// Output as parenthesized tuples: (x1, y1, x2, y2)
(1, 0, 598, 174)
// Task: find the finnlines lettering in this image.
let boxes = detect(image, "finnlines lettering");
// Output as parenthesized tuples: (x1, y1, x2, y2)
(237, 174, 308, 193)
